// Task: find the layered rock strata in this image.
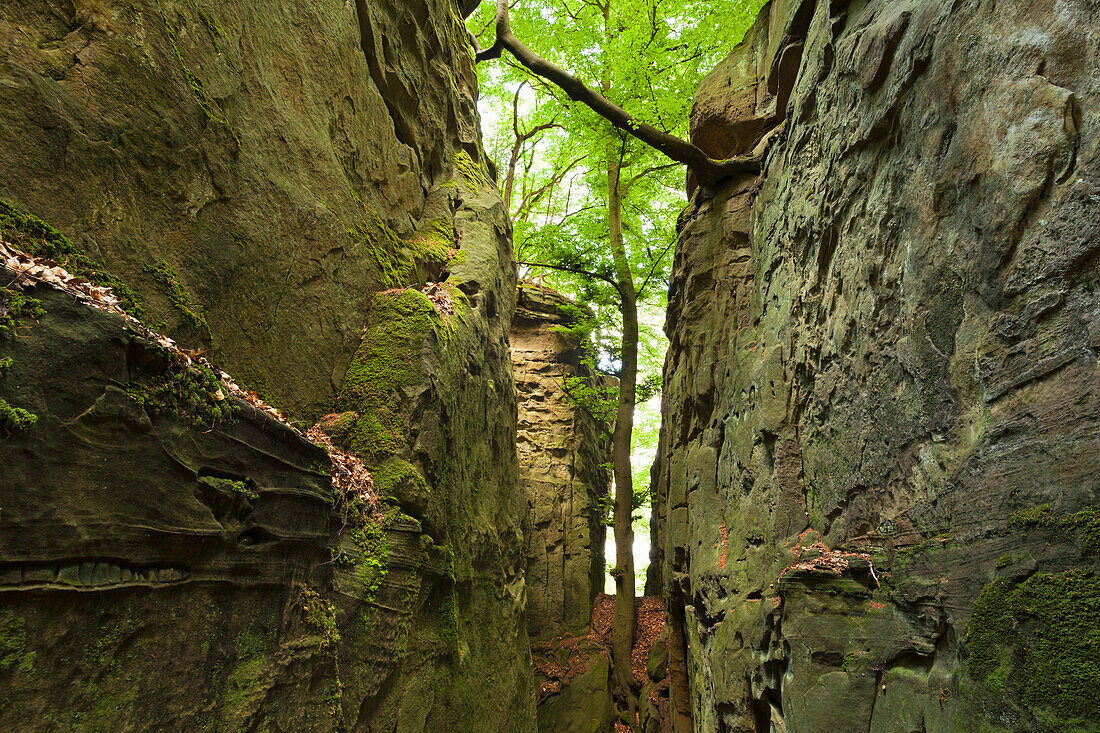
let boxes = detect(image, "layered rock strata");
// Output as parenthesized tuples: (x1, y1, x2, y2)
(652, 0, 1100, 731)
(0, 0, 535, 729)
(512, 283, 611, 640)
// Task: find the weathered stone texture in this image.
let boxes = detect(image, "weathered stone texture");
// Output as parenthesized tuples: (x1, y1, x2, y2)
(653, 0, 1100, 731)
(0, 0, 535, 730)
(512, 283, 611, 640)
(0, 0, 491, 417)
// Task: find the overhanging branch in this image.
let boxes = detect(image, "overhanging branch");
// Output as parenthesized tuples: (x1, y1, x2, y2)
(472, 0, 761, 188)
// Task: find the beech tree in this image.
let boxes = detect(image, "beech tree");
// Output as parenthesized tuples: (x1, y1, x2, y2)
(468, 0, 763, 725)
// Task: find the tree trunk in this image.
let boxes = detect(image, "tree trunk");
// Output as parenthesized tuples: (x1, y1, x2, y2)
(608, 146, 639, 725)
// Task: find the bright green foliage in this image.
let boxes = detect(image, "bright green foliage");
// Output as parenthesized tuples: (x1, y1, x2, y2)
(550, 302, 617, 434)
(469, 0, 766, 520)
(1009, 503, 1100, 554)
(0, 200, 143, 317)
(966, 569, 1100, 729)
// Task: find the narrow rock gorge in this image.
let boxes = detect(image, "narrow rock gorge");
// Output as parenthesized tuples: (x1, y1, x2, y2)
(1, 0, 1098, 731)
(652, 0, 1100, 731)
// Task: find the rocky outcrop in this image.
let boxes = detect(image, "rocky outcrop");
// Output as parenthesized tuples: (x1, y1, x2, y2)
(0, 0, 495, 418)
(536, 653, 615, 733)
(0, 0, 534, 730)
(512, 283, 611, 639)
(653, 0, 1100, 731)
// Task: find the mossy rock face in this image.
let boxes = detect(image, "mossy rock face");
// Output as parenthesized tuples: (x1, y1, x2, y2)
(0, 275, 343, 730)
(333, 289, 442, 460)
(649, 0, 1100, 730)
(965, 570, 1100, 731)
(0, 258, 532, 730)
(0, 0, 494, 420)
(0, 0, 534, 726)
(536, 654, 614, 733)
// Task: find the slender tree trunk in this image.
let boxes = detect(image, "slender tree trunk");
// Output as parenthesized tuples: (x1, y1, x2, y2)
(609, 148, 640, 723)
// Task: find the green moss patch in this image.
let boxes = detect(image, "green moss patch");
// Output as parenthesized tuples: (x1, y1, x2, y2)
(296, 585, 340, 650)
(143, 257, 210, 338)
(373, 457, 428, 501)
(126, 353, 237, 428)
(0, 399, 37, 434)
(156, 0, 239, 144)
(334, 289, 440, 459)
(0, 288, 45, 340)
(965, 569, 1100, 728)
(346, 516, 390, 603)
(1010, 503, 1100, 554)
(0, 354, 37, 435)
(346, 210, 457, 291)
(197, 9, 228, 45)
(0, 610, 35, 675)
(348, 210, 417, 291)
(220, 624, 275, 721)
(452, 149, 492, 191)
(0, 200, 143, 317)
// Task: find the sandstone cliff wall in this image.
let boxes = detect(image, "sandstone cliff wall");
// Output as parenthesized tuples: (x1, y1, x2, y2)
(512, 283, 611, 640)
(653, 0, 1100, 731)
(0, 0, 535, 729)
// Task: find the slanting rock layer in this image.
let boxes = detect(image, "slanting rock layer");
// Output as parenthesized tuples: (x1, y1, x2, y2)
(0, 0, 535, 730)
(512, 284, 611, 640)
(652, 0, 1100, 731)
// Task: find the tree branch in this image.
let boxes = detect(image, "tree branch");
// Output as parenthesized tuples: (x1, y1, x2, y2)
(622, 162, 679, 197)
(473, 1, 761, 188)
(636, 235, 677, 299)
(516, 260, 618, 288)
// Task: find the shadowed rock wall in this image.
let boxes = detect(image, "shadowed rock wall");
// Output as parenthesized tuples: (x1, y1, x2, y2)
(652, 0, 1100, 731)
(0, 0, 535, 730)
(512, 283, 611, 640)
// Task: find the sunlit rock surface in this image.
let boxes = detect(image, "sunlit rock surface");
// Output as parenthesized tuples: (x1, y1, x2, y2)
(512, 283, 612, 640)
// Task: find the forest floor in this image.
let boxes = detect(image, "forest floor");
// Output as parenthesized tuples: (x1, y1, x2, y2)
(531, 594, 667, 725)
